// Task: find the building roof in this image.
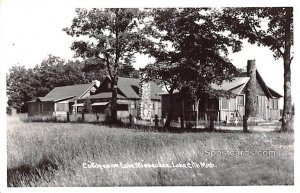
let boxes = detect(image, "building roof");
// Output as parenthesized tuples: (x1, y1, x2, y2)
(88, 92, 126, 99)
(117, 77, 140, 99)
(118, 77, 163, 100)
(211, 71, 282, 98)
(28, 83, 95, 103)
(211, 77, 250, 95)
(160, 71, 282, 99)
(97, 76, 163, 100)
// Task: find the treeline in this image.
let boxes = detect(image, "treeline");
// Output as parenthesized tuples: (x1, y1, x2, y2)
(6, 55, 138, 112)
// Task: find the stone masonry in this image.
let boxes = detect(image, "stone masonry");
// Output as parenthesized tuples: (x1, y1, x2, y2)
(138, 81, 153, 120)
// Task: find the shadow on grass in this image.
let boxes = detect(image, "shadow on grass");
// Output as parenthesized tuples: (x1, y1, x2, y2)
(7, 155, 59, 187)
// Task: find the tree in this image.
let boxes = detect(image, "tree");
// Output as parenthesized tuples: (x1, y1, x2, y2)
(32, 55, 90, 97)
(82, 56, 139, 82)
(6, 66, 36, 112)
(64, 8, 151, 122)
(222, 7, 294, 131)
(141, 8, 241, 128)
(6, 55, 91, 111)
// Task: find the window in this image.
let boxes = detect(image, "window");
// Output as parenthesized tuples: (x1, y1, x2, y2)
(107, 82, 111, 89)
(77, 106, 83, 112)
(237, 95, 244, 106)
(221, 98, 229, 109)
(131, 103, 135, 109)
(56, 103, 68, 111)
(271, 99, 278, 110)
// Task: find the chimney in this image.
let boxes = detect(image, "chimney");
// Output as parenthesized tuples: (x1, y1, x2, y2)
(138, 75, 152, 120)
(92, 80, 100, 88)
(245, 60, 257, 117)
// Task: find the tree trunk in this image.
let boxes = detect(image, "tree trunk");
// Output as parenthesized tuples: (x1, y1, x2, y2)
(111, 78, 118, 122)
(180, 100, 185, 129)
(245, 60, 257, 118)
(281, 8, 293, 132)
(164, 92, 174, 128)
(195, 99, 200, 128)
(281, 59, 293, 131)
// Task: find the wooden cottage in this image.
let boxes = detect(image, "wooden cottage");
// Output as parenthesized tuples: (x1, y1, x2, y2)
(161, 61, 282, 123)
(27, 81, 99, 116)
(77, 76, 163, 119)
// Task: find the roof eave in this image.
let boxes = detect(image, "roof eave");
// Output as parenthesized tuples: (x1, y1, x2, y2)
(54, 96, 76, 102)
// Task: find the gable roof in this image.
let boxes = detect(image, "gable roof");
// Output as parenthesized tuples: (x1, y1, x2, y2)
(117, 77, 140, 99)
(211, 71, 282, 98)
(118, 77, 163, 100)
(211, 77, 250, 95)
(160, 78, 250, 96)
(160, 71, 282, 99)
(30, 83, 95, 103)
(89, 92, 126, 99)
(99, 76, 163, 100)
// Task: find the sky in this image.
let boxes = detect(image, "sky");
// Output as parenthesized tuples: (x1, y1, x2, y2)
(0, 0, 297, 101)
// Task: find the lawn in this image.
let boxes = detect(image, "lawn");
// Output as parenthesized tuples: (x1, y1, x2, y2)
(7, 116, 294, 186)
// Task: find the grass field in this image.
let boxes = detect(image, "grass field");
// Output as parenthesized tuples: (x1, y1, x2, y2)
(7, 116, 294, 186)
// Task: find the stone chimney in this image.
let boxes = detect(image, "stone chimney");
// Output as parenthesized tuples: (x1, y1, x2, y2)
(138, 74, 153, 120)
(92, 80, 100, 88)
(245, 60, 257, 117)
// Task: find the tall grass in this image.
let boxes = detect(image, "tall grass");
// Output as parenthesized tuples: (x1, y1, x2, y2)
(7, 117, 293, 186)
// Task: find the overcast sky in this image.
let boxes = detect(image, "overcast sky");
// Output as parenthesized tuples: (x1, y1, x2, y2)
(1, 0, 297, 99)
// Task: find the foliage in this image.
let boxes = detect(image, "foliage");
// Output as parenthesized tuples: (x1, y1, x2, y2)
(142, 8, 242, 98)
(141, 8, 242, 127)
(64, 8, 152, 121)
(6, 55, 97, 112)
(6, 66, 37, 111)
(221, 7, 293, 131)
(32, 55, 88, 97)
(222, 7, 293, 60)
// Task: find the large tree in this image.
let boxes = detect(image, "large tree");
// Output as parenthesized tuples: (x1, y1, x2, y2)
(6, 66, 36, 112)
(142, 8, 241, 128)
(222, 7, 294, 132)
(64, 8, 150, 122)
(32, 55, 89, 97)
(6, 55, 92, 111)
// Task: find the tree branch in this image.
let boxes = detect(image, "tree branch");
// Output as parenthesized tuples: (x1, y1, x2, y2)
(247, 18, 284, 57)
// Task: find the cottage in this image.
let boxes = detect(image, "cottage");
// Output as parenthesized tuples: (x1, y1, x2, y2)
(77, 76, 163, 119)
(160, 60, 282, 123)
(27, 80, 100, 116)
